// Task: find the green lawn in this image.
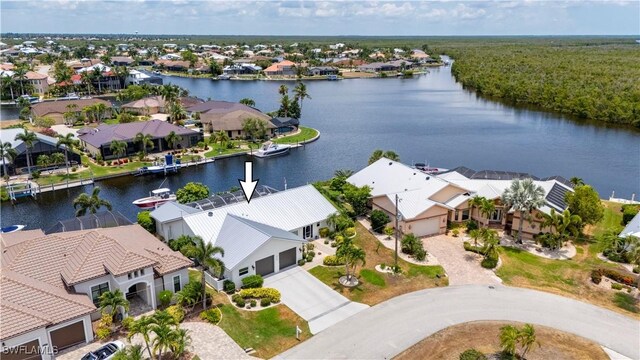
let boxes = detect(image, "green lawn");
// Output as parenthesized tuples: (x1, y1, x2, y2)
(203, 145, 247, 158)
(496, 201, 639, 317)
(35, 155, 152, 185)
(309, 222, 447, 305)
(273, 127, 319, 144)
(188, 270, 311, 359)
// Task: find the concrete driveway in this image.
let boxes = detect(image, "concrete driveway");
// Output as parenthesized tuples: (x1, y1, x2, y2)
(278, 284, 640, 359)
(264, 267, 368, 334)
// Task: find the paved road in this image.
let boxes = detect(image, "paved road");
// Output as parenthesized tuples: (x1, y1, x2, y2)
(279, 285, 640, 359)
(264, 267, 368, 334)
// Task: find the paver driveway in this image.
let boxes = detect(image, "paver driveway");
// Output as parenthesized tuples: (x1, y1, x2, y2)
(423, 235, 501, 285)
(264, 266, 369, 334)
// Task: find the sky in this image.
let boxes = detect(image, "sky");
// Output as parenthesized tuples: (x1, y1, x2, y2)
(1, 0, 638, 36)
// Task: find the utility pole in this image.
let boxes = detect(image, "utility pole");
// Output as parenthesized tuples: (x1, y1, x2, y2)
(395, 193, 399, 268)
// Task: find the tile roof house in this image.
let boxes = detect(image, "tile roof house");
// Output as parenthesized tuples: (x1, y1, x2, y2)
(150, 184, 338, 288)
(263, 60, 297, 77)
(121, 96, 203, 115)
(78, 119, 203, 159)
(348, 158, 575, 239)
(0, 225, 192, 358)
(186, 100, 275, 138)
(31, 98, 112, 125)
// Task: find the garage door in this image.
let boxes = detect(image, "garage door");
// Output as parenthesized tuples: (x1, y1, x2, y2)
(255, 255, 274, 276)
(2, 339, 42, 360)
(279, 248, 297, 270)
(50, 320, 86, 350)
(408, 217, 440, 237)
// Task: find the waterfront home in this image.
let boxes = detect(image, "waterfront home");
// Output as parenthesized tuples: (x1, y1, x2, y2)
(154, 60, 191, 71)
(111, 56, 135, 66)
(186, 100, 276, 138)
(0, 225, 192, 358)
(150, 184, 337, 287)
(348, 159, 574, 239)
(75, 63, 122, 92)
(31, 98, 112, 125)
(307, 66, 339, 76)
(263, 60, 297, 76)
(0, 69, 50, 96)
(222, 63, 262, 75)
(357, 62, 399, 72)
(0, 128, 81, 176)
(126, 69, 163, 86)
(78, 120, 202, 159)
(121, 95, 202, 115)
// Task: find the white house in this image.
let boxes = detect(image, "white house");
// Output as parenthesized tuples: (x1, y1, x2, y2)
(620, 212, 640, 239)
(0, 225, 192, 359)
(348, 158, 575, 239)
(151, 184, 338, 286)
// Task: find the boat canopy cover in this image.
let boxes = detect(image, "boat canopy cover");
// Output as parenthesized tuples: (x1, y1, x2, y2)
(45, 211, 133, 234)
(152, 188, 171, 194)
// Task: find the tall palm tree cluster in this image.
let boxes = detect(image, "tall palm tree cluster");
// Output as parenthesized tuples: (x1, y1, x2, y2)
(276, 82, 310, 120)
(0, 62, 34, 101)
(501, 178, 546, 244)
(161, 84, 187, 124)
(82, 103, 109, 123)
(126, 311, 191, 360)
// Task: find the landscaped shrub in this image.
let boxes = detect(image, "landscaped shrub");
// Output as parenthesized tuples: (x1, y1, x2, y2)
(323, 255, 345, 266)
(634, 267, 640, 274)
(298, 259, 306, 266)
(306, 243, 315, 251)
(231, 294, 242, 303)
(223, 280, 236, 294)
(344, 227, 356, 238)
(330, 242, 338, 248)
(465, 220, 479, 232)
(481, 256, 498, 269)
(463, 241, 484, 255)
(324, 239, 330, 245)
(414, 247, 427, 261)
(200, 308, 221, 324)
(235, 298, 246, 307)
(594, 268, 637, 287)
(452, 229, 460, 237)
(96, 313, 113, 340)
(166, 305, 184, 323)
(260, 298, 271, 307)
(370, 209, 390, 233)
(158, 290, 173, 307)
(612, 283, 624, 290)
(250, 299, 257, 307)
(319, 227, 330, 238)
(591, 270, 602, 284)
(137, 211, 155, 234)
(622, 205, 640, 225)
(241, 275, 264, 289)
(239, 288, 281, 303)
(121, 316, 134, 331)
(459, 349, 487, 360)
(401, 233, 427, 260)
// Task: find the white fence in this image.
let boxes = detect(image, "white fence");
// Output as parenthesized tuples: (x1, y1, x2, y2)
(204, 270, 224, 291)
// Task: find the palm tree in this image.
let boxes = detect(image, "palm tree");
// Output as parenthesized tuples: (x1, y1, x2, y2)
(164, 131, 182, 150)
(150, 310, 178, 360)
(368, 149, 400, 165)
(50, 152, 65, 167)
(168, 328, 191, 359)
(570, 177, 585, 187)
(293, 82, 311, 117)
(482, 230, 500, 259)
(13, 65, 27, 95)
(128, 316, 154, 360)
(73, 186, 113, 216)
(539, 209, 582, 248)
(14, 129, 37, 177)
(519, 323, 538, 358)
(81, 71, 93, 95)
(99, 289, 129, 321)
(3, 75, 16, 101)
(161, 84, 180, 105)
(501, 178, 546, 244)
(467, 196, 485, 224)
(278, 84, 288, 96)
(334, 169, 354, 178)
(56, 133, 78, 177)
(0, 142, 17, 177)
(93, 103, 108, 123)
(500, 325, 519, 356)
(326, 212, 341, 232)
(180, 236, 225, 310)
(239, 98, 255, 107)
(64, 103, 79, 125)
(112, 345, 143, 360)
(110, 140, 127, 165)
(169, 102, 186, 123)
(92, 69, 103, 93)
(469, 228, 481, 246)
(479, 198, 496, 227)
(37, 154, 51, 173)
(336, 238, 366, 283)
(134, 132, 155, 157)
(211, 130, 229, 151)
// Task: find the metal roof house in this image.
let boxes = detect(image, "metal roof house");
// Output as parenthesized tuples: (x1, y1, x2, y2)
(348, 158, 575, 239)
(620, 212, 640, 239)
(150, 184, 338, 286)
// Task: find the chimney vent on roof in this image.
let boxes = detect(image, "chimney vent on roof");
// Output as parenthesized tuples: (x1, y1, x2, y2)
(389, 162, 392, 166)
(208, 212, 213, 217)
(426, 176, 430, 180)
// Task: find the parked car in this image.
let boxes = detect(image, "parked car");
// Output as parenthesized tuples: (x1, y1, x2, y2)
(81, 340, 125, 360)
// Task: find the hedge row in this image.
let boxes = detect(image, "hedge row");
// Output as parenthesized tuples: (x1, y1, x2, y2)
(238, 287, 281, 303)
(591, 268, 638, 287)
(323, 255, 345, 266)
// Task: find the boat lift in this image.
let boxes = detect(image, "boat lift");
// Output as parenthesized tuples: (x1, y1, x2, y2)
(7, 182, 39, 202)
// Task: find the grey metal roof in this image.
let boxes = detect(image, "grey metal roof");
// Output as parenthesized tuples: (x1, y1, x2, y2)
(540, 175, 574, 189)
(150, 202, 200, 223)
(186, 185, 279, 211)
(620, 212, 640, 238)
(214, 214, 304, 270)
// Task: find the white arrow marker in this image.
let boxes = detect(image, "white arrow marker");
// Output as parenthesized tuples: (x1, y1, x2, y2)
(239, 161, 259, 203)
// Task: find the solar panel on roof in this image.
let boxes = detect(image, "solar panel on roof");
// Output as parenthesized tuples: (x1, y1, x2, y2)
(546, 183, 569, 211)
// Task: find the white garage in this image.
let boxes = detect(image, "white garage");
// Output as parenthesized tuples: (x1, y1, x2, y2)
(405, 217, 441, 237)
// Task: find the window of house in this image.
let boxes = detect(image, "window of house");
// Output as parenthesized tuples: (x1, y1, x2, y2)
(490, 209, 502, 222)
(173, 275, 181, 292)
(239, 267, 249, 276)
(140, 269, 145, 275)
(461, 210, 470, 221)
(91, 282, 110, 305)
(454, 210, 460, 221)
(128, 273, 132, 280)
(303, 225, 312, 239)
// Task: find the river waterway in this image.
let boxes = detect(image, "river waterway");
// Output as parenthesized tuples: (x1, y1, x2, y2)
(1, 61, 639, 230)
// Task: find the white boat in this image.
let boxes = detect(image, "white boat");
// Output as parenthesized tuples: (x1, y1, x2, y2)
(132, 188, 177, 209)
(413, 163, 446, 174)
(253, 142, 291, 158)
(217, 74, 231, 80)
(1, 225, 25, 233)
(137, 154, 180, 175)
